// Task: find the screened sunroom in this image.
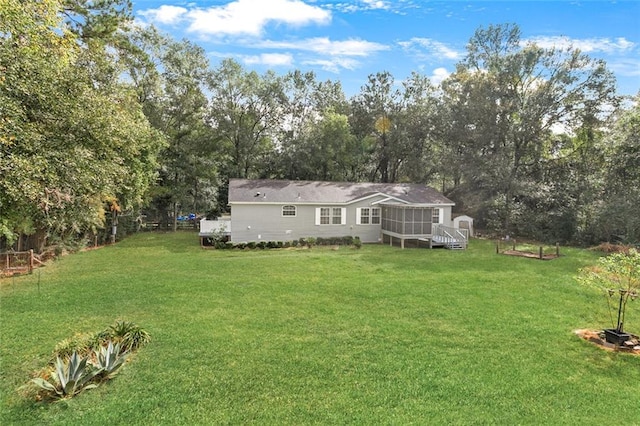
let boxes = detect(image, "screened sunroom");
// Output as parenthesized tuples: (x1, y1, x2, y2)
(380, 204, 467, 249)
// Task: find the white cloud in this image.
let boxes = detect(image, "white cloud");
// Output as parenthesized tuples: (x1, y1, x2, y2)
(243, 53, 294, 67)
(429, 67, 450, 85)
(257, 37, 389, 57)
(607, 58, 640, 77)
(399, 38, 461, 60)
(161, 0, 332, 36)
(303, 57, 361, 73)
(138, 5, 188, 25)
(361, 0, 391, 9)
(329, 0, 392, 13)
(525, 36, 636, 54)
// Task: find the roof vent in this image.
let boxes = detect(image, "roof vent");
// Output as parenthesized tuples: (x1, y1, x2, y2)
(254, 192, 261, 197)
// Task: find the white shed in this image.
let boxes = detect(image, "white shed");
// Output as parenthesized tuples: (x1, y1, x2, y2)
(453, 215, 474, 237)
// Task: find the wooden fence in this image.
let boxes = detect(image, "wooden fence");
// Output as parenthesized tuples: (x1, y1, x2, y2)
(496, 239, 561, 260)
(1, 250, 43, 277)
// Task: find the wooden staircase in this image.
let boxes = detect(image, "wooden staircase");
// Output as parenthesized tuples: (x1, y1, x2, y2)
(431, 224, 469, 250)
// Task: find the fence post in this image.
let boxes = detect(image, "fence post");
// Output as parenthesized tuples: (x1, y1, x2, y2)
(5, 253, 8, 270)
(29, 249, 34, 273)
(539, 246, 543, 260)
(556, 242, 560, 257)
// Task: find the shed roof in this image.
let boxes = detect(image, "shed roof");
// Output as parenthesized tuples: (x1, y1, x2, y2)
(228, 179, 454, 205)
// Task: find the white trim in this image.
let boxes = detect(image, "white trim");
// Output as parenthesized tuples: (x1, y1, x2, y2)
(229, 200, 454, 207)
(315, 207, 321, 225)
(341, 207, 347, 225)
(356, 207, 362, 225)
(370, 195, 410, 205)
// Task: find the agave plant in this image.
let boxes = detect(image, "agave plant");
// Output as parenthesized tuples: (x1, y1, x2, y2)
(95, 341, 128, 379)
(32, 352, 101, 399)
(109, 321, 151, 351)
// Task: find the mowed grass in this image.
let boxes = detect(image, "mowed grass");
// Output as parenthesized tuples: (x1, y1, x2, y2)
(1, 232, 639, 424)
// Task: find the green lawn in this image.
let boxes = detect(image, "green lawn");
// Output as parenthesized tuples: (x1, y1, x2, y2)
(1, 233, 639, 424)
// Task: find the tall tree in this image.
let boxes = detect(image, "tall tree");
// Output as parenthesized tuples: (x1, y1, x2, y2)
(395, 72, 440, 183)
(207, 59, 286, 180)
(0, 0, 163, 247)
(350, 72, 403, 183)
(277, 70, 354, 181)
(123, 27, 215, 229)
(441, 23, 618, 233)
(595, 96, 640, 243)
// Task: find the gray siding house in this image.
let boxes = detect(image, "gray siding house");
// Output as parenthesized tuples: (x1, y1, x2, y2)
(228, 179, 466, 248)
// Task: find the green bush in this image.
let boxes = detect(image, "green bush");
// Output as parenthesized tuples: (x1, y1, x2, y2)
(109, 320, 151, 352)
(353, 236, 362, 249)
(53, 333, 97, 360)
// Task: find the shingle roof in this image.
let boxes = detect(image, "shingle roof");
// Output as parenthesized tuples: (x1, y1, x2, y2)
(228, 179, 454, 205)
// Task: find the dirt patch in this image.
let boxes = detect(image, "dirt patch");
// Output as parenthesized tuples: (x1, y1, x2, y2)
(574, 329, 640, 355)
(502, 250, 559, 260)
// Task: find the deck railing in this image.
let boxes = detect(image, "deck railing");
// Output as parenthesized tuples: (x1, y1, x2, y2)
(433, 224, 469, 249)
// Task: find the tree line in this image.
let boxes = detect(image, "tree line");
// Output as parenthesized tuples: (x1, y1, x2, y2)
(1, 0, 638, 251)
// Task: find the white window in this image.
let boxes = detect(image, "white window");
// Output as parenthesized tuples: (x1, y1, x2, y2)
(356, 207, 381, 225)
(371, 207, 381, 224)
(282, 205, 296, 217)
(432, 208, 441, 224)
(320, 207, 330, 225)
(332, 208, 342, 224)
(315, 207, 346, 225)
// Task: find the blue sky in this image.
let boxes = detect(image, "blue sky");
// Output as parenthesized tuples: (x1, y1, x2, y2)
(133, 0, 640, 97)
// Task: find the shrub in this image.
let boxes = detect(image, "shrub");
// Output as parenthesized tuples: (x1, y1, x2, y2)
(109, 321, 151, 352)
(53, 332, 102, 360)
(353, 236, 362, 249)
(577, 248, 640, 334)
(247, 241, 256, 249)
(589, 243, 631, 254)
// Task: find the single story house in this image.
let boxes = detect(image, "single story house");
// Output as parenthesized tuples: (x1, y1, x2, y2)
(227, 178, 469, 249)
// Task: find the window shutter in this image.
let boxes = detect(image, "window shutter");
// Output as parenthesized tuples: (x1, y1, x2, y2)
(437, 208, 444, 224)
(355, 208, 362, 225)
(315, 208, 321, 225)
(341, 208, 347, 225)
